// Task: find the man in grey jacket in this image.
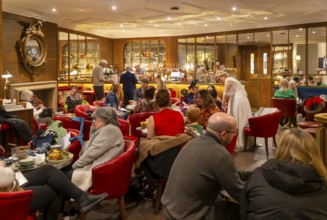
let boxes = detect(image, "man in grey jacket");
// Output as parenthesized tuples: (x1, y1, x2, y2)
(162, 112, 244, 220)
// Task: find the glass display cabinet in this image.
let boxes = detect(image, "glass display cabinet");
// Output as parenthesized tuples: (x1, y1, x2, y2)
(58, 32, 100, 83)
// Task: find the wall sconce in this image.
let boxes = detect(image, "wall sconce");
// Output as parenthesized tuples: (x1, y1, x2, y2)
(2, 71, 12, 99)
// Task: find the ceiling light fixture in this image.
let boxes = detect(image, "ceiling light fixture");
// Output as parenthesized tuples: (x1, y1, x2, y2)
(170, 6, 179, 11)
(167, 16, 171, 20)
(216, 17, 221, 21)
(264, 17, 268, 20)
(204, 24, 208, 27)
(112, 6, 116, 10)
(232, 6, 237, 11)
(52, 8, 57, 12)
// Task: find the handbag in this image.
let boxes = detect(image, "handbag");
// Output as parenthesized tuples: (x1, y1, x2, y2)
(39, 107, 53, 118)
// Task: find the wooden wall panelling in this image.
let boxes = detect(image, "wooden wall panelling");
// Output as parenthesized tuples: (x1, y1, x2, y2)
(0, 0, 3, 98)
(2, 12, 58, 85)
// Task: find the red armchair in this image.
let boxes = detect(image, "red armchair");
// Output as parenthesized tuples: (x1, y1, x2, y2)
(0, 190, 34, 220)
(243, 110, 282, 158)
(92, 100, 105, 107)
(271, 97, 296, 127)
(65, 128, 82, 163)
(74, 104, 96, 120)
(170, 97, 181, 106)
(118, 118, 137, 142)
(128, 112, 156, 138)
(80, 139, 136, 220)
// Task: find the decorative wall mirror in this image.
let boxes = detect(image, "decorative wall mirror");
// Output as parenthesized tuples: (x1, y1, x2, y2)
(17, 19, 47, 79)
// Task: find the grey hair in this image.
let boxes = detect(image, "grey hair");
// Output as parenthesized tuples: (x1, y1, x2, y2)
(99, 59, 108, 66)
(125, 66, 132, 71)
(20, 90, 34, 101)
(92, 107, 119, 127)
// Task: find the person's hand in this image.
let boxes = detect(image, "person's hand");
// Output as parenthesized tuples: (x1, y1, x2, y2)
(39, 104, 45, 111)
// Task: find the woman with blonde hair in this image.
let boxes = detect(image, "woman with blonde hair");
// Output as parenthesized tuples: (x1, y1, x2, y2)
(274, 78, 296, 98)
(241, 128, 327, 220)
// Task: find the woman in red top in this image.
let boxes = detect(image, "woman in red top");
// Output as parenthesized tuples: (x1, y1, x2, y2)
(147, 89, 185, 137)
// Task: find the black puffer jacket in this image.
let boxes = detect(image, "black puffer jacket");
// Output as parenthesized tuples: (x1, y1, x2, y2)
(241, 159, 327, 220)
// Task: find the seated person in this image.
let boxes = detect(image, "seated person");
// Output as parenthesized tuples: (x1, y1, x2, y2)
(135, 78, 149, 100)
(20, 90, 52, 125)
(241, 128, 327, 219)
(274, 79, 296, 99)
(315, 75, 327, 86)
(104, 83, 121, 110)
(207, 85, 223, 109)
(0, 162, 107, 220)
(65, 86, 82, 113)
(20, 90, 47, 122)
(288, 80, 299, 98)
(185, 107, 203, 137)
(147, 89, 184, 138)
(196, 89, 221, 129)
(183, 80, 199, 106)
(162, 112, 244, 220)
(134, 86, 156, 113)
(66, 107, 125, 191)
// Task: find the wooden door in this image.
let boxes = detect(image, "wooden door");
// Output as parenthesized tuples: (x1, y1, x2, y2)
(238, 45, 272, 109)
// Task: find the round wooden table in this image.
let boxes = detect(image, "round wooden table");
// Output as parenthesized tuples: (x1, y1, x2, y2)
(314, 113, 327, 166)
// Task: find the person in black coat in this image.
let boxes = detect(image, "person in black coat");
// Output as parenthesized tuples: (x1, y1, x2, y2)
(120, 66, 138, 107)
(241, 128, 327, 220)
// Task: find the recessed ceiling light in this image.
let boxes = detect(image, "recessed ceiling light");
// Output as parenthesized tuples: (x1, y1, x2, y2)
(312, 31, 316, 34)
(216, 17, 221, 21)
(120, 24, 123, 27)
(267, 34, 270, 37)
(204, 24, 208, 27)
(296, 34, 299, 37)
(232, 6, 237, 11)
(299, 28, 303, 31)
(122, 29, 125, 32)
(52, 8, 57, 12)
(112, 6, 116, 10)
(264, 17, 268, 20)
(167, 16, 171, 20)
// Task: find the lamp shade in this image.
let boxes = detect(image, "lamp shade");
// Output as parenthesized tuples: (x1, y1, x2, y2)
(296, 55, 301, 61)
(2, 71, 12, 79)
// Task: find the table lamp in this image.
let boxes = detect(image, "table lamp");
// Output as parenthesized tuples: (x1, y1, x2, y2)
(2, 71, 12, 100)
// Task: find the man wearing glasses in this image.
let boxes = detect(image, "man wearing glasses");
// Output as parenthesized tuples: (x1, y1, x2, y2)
(162, 112, 244, 220)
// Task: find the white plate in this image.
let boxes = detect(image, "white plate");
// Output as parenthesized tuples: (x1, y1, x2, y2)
(46, 151, 74, 164)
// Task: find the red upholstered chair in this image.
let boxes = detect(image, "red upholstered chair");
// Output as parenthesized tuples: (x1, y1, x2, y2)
(65, 128, 82, 163)
(168, 88, 177, 98)
(82, 90, 95, 104)
(79, 139, 136, 220)
(271, 97, 297, 127)
(0, 190, 34, 220)
(170, 97, 181, 106)
(243, 110, 282, 158)
(74, 104, 96, 120)
(128, 112, 156, 138)
(92, 100, 105, 107)
(225, 135, 238, 155)
(118, 118, 137, 142)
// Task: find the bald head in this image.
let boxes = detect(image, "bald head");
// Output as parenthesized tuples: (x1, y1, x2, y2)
(207, 112, 237, 133)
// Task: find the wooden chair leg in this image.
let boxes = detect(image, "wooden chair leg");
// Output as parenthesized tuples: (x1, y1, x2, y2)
(244, 135, 248, 151)
(79, 212, 87, 220)
(118, 196, 127, 220)
(253, 137, 257, 148)
(154, 182, 164, 213)
(273, 136, 277, 148)
(264, 138, 269, 158)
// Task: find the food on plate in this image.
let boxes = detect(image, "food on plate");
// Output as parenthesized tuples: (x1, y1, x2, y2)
(47, 149, 68, 160)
